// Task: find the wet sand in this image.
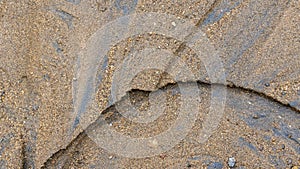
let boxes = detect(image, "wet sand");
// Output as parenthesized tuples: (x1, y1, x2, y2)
(0, 0, 299, 168)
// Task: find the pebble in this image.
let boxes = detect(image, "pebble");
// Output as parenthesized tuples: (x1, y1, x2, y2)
(171, 21, 176, 27)
(228, 157, 236, 168)
(252, 114, 260, 119)
(32, 105, 39, 111)
(207, 162, 223, 169)
(66, 0, 81, 5)
(292, 166, 300, 169)
(286, 158, 292, 165)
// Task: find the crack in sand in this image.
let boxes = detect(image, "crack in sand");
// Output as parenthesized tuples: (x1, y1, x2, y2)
(42, 79, 300, 167)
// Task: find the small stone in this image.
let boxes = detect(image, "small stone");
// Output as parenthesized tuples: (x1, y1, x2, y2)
(159, 154, 167, 159)
(286, 158, 292, 165)
(228, 157, 236, 168)
(43, 74, 50, 81)
(292, 166, 300, 169)
(32, 105, 39, 111)
(171, 21, 176, 27)
(207, 162, 223, 169)
(66, 0, 81, 5)
(253, 114, 259, 119)
(264, 83, 270, 87)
